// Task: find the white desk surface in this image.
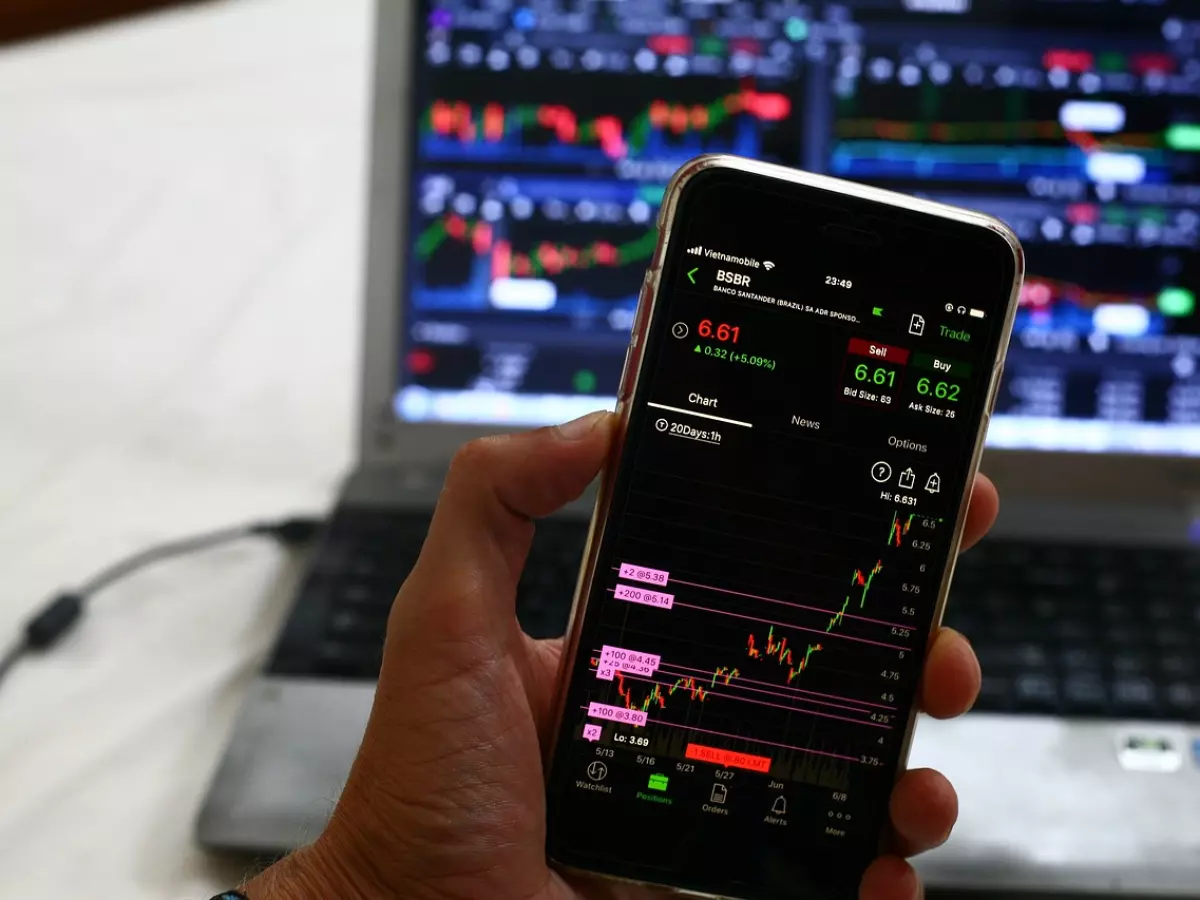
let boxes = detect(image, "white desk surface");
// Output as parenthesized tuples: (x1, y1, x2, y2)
(0, 2, 371, 895)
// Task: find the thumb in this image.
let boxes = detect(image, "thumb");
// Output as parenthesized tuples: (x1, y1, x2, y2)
(399, 410, 615, 642)
(322, 413, 615, 898)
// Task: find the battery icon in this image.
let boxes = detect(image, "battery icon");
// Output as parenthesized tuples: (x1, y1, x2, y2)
(969, 308, 986, 319)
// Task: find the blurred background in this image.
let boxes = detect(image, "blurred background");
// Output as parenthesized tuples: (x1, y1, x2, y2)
(1, 1, 1198, 898)
(0, 0, 368, 894)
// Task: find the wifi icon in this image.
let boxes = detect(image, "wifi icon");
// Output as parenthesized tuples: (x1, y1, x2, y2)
(763, 260, 775, 271)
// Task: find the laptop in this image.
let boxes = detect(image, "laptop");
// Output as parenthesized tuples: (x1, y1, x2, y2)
(197, 1, 1200, 893)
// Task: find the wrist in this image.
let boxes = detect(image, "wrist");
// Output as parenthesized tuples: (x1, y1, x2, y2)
(241, 837, 382, 900)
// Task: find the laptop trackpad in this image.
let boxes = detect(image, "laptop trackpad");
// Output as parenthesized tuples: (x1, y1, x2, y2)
(197, 678, 374, 853)
(911, 713, 1200, 894)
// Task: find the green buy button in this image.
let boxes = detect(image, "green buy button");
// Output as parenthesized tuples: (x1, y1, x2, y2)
(913, 352, 973, 378)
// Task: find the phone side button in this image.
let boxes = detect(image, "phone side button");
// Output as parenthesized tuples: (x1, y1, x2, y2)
(649, 238, 666, 272)
(635, 269, 657, 332)
(986, 362, 1005, 415)
(617, 344, 634, 401)
(986, 376, 1001, 415)
(618, 332, 645, 401)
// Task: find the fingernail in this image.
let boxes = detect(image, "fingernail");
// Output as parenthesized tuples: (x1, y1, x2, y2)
(555, 410, 608, 441)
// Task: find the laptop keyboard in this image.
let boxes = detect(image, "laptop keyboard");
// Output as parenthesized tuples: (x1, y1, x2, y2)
(947, 540, 1200, 722)
(267, 509, 1200, 723)
(267, 509, 588, 679)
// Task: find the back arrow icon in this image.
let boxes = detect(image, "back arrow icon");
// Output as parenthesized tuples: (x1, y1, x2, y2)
(687, 267, 699, 284)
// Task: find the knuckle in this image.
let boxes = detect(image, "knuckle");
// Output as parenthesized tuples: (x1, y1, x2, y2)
(448, 435, 504, 481)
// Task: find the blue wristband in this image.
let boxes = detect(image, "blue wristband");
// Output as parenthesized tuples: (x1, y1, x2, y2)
(210, 893, 249, 900)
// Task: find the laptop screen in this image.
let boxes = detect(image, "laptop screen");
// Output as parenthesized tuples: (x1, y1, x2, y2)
(394, 1, 1200, 456)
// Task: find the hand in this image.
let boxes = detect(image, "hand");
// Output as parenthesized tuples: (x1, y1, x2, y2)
(245, 411, 998, 900)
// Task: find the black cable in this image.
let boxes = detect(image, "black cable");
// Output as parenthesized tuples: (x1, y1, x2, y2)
(0, 515, 323, 692)
(0, 640, 27, 685)
(74, 523, 259, 596)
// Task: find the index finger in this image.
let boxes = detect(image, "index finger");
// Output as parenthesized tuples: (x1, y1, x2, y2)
(921, 627, 981, 718)
(959, 472, 999, 552)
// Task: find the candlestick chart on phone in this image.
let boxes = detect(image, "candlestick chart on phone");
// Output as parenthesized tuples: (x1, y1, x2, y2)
(576, 473, 944, 787)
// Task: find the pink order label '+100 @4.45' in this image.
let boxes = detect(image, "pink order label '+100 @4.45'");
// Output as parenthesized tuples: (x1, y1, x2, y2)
(595, 645, 662, 681)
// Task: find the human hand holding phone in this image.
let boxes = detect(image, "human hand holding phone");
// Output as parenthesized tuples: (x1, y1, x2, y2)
(245, 411, 997, 900)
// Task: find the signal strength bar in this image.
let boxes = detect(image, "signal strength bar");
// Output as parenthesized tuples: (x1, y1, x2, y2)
(687, 245, 704, 255)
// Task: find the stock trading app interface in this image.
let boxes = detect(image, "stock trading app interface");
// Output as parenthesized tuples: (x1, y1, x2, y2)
(545, 173, 1016, 900)
(400, 0, 1200, 454)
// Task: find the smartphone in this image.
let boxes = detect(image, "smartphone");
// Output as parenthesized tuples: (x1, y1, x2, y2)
(544, 155, 1024, 900)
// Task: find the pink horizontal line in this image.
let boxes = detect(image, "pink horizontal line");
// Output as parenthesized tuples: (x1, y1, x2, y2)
(672, 601, 908, 651)
(669, 576, 910, 630)
(656, 662, 895, 712)
(620, 672, 890, 729)
(592, 663, 872, 716)
(588, 642, 899, 711)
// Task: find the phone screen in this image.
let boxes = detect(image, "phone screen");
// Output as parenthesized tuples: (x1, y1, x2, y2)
(546, 166, 1019, 900)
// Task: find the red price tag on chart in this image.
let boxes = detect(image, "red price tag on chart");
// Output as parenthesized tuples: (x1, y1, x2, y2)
(686, 742, 772, 773)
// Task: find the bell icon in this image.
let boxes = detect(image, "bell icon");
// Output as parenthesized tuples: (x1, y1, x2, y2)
(771, 795, 788, 815)
(925, 473, 941, 494)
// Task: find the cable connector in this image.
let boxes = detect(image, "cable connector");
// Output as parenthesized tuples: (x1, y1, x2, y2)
(0, 514, 325, 693)
(252, 516, 323, 546)
(24, 592, 84, 651)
